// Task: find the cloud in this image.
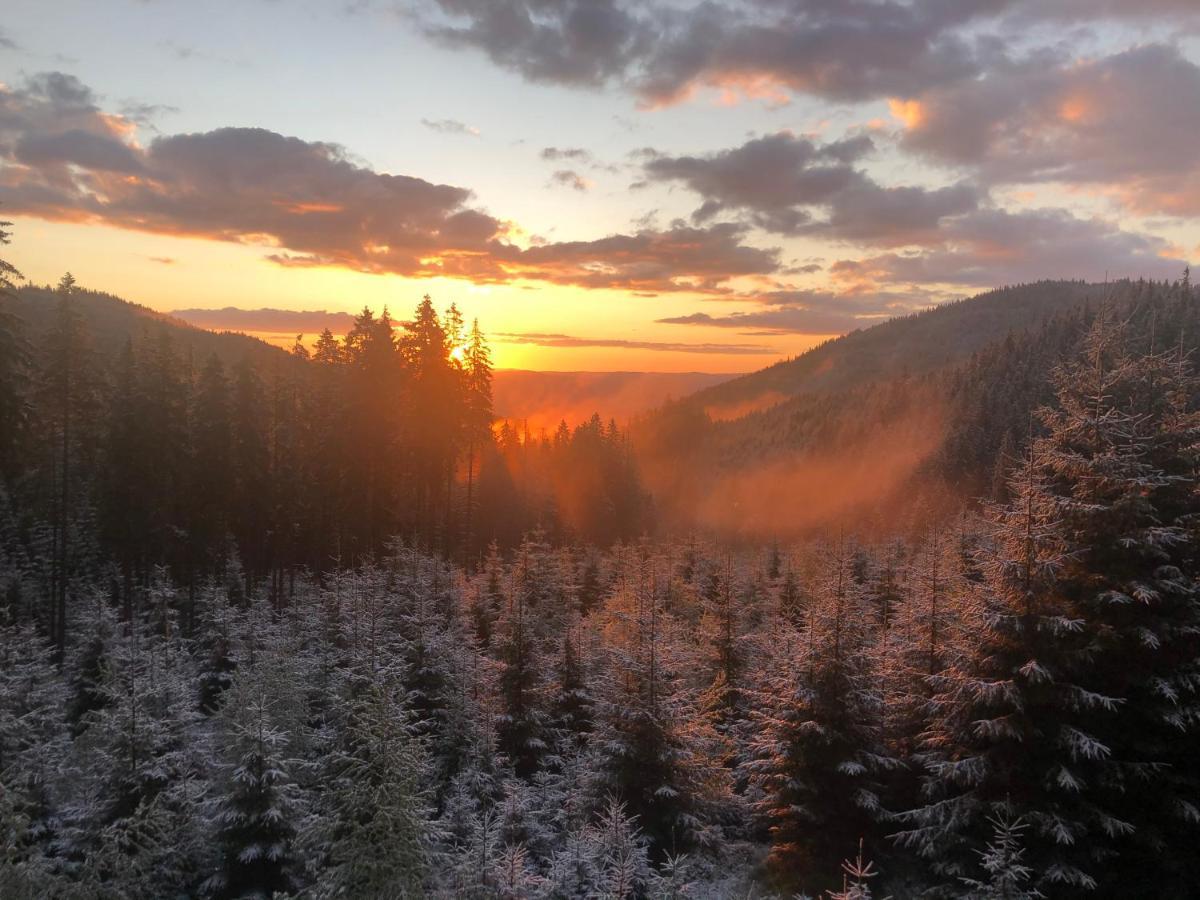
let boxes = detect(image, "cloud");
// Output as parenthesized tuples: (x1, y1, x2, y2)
(421, 117, 481, 136)
(894, 43, 1200, 215)
(831, 207, 1187, 287)
(643, 130, 979, 243)
(495, 331, 775, 355)
(118, 102, 181, 130)
(542, 145, 619, 174)
(483, 222, 779, 292)
(172, 307, 359, 333)
(418, 0, 653, 89)
(0, 72, 139, 172)
(541, 146, 591, 162)
(644, 132, 864, 231)
(549, 169, 591, 191)
(413, 1, 1200, 107)
(657, 287, 930, 334)
(415, 0, 984, 105)
(148, 256, 176, 265)
(0, 28, 18, 50)
(0, 72, 779, 294)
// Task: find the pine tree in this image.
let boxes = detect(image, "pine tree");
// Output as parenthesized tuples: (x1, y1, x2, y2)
(958, 813, 1042, 900)
(39, 273, 94, 661)
(589, 548, 725, 858)
(462, 318, 493, 559)
(896, 434, 1122, 892)
(1031, 316, 1200, 891)
(551, 630, 594, 747)
(310, 683, 433, 898)
(0, 220, 28, 485)
(495, 557, 550, 778)
(207, 696, 298, 899)
(746, 540, 891, 894)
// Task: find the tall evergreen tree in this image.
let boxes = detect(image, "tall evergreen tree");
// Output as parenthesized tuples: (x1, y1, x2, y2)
(0, 220, 28, 485)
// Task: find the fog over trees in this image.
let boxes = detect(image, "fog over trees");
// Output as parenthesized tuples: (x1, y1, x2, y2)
(3, 218, 1200, 897)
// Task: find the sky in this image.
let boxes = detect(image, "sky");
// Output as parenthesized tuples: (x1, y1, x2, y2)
(1, 1, 1198, 372)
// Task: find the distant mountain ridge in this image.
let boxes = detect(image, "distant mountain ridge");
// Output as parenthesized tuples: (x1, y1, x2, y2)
(171, 307, 358, 336)
(11, 285, 288, 368)
(8, 287, 732, 430)
(679, 281, 1105, 415)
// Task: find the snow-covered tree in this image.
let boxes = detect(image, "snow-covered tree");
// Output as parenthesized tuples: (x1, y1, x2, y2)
(206, 695, 299, 899)
(745, 540, 892, 894)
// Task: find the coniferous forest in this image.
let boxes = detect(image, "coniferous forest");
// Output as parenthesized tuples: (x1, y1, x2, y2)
(5, 210, 1200, 900)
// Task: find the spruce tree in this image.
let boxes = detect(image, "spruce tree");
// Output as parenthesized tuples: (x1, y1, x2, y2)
(745, 540, 891, 895)
(310, 683, 433, 898)
(207, 697, 298, 899)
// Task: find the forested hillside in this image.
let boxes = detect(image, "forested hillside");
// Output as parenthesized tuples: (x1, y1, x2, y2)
(636, 278, 1200, 539)
(5, 209, 1200, 898)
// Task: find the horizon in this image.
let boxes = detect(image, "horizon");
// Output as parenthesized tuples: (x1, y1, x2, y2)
(3, 1, 1197, 372)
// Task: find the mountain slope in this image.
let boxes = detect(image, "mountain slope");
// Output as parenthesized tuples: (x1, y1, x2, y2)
(636, 278, 1199, 538)
(683, 281, 1104, 416)
(10, 284, 289, 369)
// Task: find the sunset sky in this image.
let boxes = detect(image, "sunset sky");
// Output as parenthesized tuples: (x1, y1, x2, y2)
(2, 0, 1198, 371)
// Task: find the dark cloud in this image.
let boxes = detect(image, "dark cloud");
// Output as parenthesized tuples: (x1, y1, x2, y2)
(495, 331, 775, 355)
(895, 43, 1200, 215)
(419, 0, 652, 88)
(172, 307, 359, 333)
(549, 169, 591, 192)
(0, 28, 18, 50)
(482, 223, 780, 292)
(0, 72, 778, 294)
(644, 132, 864, 231)
(413, 1, 1200, 106)
(831, 208, 1187, 287)
(414, 0, 988, 105)
(0, 71, 144, 175)
(643, 131, 979, 244)
(630, 0, 988, 107)
(817, 180, 980, 246)
(15, 128, 144, 173)
(420, 117, 480, 136)
(1006, 0, 1200, 21)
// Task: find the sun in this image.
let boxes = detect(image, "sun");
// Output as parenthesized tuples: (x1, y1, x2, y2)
(449, 344, 467, 363)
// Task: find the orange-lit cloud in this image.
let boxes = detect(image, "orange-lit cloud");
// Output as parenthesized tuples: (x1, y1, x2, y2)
(418, 0, 1200, 110)
(896, 43, 1200, 216)
(888, 98, 925, 129)
(829, 207, 1184, 287)
(0, 72, 780, 295)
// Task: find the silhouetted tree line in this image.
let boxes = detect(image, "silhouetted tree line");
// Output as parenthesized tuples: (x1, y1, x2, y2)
(0, 222, 650, 658)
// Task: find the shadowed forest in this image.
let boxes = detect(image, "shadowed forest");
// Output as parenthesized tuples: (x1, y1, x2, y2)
(4, 215, 1200, 898)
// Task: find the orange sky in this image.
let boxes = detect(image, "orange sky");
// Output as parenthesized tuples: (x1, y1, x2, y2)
(2, 1, 1195, 373)
(7, 216, 830, 373)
